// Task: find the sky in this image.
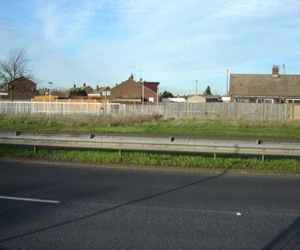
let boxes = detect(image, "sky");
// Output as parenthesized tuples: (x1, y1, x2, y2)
(0, 0, 299, 96)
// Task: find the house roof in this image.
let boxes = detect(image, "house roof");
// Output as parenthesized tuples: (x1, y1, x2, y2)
(229, 74, 300, 98)
(0, 76, 37, 91)
(90, 86, 110, 94)
(0, 76, 38, 100)
(110, 77, 158, 95)
(187, 95, 221, 99)
(66, 83, 94, 95)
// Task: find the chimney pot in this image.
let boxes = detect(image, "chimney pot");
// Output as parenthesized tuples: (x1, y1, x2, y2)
(272, 65, 279, 75)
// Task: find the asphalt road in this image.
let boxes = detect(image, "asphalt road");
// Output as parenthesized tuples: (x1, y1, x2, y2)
(0, 160, 299, 249)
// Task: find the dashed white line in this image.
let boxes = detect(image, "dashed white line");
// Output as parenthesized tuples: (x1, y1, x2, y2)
(0, 196, 60, 204)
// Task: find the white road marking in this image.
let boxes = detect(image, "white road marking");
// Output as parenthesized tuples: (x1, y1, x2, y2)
(0, 196, 60, 204)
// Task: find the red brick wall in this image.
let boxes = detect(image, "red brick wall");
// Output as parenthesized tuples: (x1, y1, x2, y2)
(1, 77, 38, 100)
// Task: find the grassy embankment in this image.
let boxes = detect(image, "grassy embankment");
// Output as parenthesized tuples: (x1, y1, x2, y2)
(0, 114, 299, 171)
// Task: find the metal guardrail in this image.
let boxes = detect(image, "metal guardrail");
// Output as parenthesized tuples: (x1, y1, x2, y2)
(0, 131, 300, 162)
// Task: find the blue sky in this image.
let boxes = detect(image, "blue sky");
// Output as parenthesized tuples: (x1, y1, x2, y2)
(0, 0, 299, 95)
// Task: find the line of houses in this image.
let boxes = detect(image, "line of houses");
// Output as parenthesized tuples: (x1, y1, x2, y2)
(0, 66, 299, 104)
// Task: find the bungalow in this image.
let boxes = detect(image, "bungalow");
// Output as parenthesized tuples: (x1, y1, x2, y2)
(229, 66, 300, 103)
(186, 95, 221, 103)
(109, 75, 159, 104)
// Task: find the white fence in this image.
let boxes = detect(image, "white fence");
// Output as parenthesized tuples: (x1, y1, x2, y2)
(0, 101, 297, 121)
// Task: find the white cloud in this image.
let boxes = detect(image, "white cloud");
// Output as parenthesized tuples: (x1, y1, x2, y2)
(33, 0, 102, 48)
(0, 0, 299, 94)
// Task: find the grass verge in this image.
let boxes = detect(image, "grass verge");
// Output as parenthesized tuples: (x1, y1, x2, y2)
(1, 146, 299, 171)
(1, 114, 300, 138)
(0, 114, 299, 171)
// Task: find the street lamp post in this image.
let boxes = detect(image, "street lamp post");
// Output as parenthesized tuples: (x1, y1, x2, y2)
(48, 82, 53, 102)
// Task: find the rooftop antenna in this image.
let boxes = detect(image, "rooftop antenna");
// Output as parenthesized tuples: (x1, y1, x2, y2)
(128, 65, 135, 74)
(138, 70, 143, 80)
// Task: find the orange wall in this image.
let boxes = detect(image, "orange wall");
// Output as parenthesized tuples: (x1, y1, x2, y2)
(32, 95, 106, 103)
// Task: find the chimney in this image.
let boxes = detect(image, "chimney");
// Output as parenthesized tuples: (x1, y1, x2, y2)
(272, 65, 279, 75)
(140, 78, 143, 82)
(96, 85, 99, 91)
(83, 83, 86, 87)
(73, 84, 76, 88)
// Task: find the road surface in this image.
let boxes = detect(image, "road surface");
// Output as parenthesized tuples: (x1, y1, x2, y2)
(0, 160, 299, 249)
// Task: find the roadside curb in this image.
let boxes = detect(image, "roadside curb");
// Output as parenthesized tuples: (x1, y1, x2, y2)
(1, 157, 299, 177)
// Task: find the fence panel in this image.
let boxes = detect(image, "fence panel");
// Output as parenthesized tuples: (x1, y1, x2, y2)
(0, 101, 293, 121)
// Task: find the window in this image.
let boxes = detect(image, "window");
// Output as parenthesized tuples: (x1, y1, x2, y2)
(286, 99, 300, 103)
(264, 99, 273, 104)
(149, 97, 154, 102)
(102, 91, 110, 96)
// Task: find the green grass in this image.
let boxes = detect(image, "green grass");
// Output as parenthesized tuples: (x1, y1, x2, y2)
(1, 114, 300, 138)
(0, 114, 299, 171)
(0, 146, 299, 171)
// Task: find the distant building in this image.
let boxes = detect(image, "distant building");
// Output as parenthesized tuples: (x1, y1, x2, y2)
(65, 83, 94, 96)
(109, 75, 159, 104)
(88, 86, 111, 101)
(221, 96, 231, 103)
(0, 76, 38, 101)
(229, 66, 300, 103)
(161, 98, 186, 103)
(186, 95, 221, 103)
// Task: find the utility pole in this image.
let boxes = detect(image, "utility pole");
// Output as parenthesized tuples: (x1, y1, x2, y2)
(226, 69, 229, 95)
(48, 82, 53, 102)
(196, 80, 198, 95)
(283, 63, 286, 74)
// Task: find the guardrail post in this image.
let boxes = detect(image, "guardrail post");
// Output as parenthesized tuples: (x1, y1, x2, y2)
(262, 155, 265, 163)
(214, 153, 216, 161)
(119, 149, 122, 157)
(34, 145, 38, 154)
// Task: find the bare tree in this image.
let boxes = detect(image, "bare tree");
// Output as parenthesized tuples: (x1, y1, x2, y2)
(51, 87, 68, 96)
(0, 48, 34, 101)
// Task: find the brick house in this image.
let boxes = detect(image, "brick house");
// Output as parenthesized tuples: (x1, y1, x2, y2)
(65, 83, 94, 96)
(88, 86, 111, 102)
(229, 66, 300, 103)
(0, 76, 38, 101)
(109, 75, 159, 104)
